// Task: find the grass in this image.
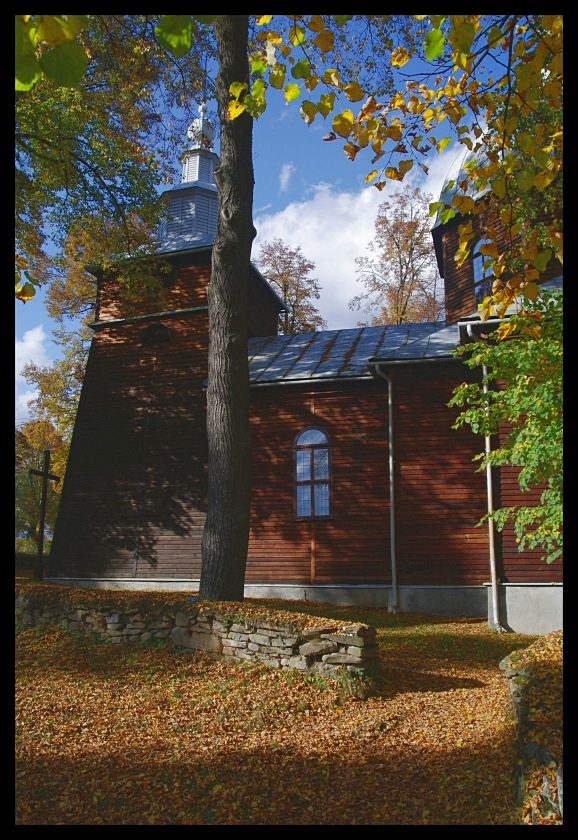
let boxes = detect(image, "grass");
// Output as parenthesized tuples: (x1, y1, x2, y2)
(15, 582, 562, 825)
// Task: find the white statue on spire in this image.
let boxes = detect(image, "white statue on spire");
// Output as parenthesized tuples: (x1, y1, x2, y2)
(186, 102, 215, 151)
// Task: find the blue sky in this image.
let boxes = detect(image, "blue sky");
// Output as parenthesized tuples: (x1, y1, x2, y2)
(15, 85, 467, 426)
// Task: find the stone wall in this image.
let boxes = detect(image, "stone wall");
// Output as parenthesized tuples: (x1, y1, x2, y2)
(500, 645, 563, 823)
(15, 592, 378, 679)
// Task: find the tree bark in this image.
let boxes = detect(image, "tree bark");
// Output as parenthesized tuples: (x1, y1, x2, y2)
(199, 15, 255, 600)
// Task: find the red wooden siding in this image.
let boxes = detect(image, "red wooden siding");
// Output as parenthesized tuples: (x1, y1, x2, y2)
(497, 419, 562, 582)
(247, 382, 391, 584)
(436, 207, 561, 327)
(391, 363, 491, 585)
(96, 252, 211, 321)
(50, 312, 210, 579)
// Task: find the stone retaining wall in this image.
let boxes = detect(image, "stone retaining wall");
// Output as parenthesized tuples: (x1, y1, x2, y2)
(500, 648, 563, 822)
(15, 592, 378, 678)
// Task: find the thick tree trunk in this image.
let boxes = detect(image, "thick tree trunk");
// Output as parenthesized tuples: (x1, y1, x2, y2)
(199, 15, 255, 600)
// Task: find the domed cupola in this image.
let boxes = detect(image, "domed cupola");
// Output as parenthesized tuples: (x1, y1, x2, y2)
(431, 147, 492, 274)
(158, 103, 220, 251)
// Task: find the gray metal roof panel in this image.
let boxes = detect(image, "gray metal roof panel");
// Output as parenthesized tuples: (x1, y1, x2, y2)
(248, 322, 444, 383)
(370, 323, 459, 362)
(156, 232, 215, 254)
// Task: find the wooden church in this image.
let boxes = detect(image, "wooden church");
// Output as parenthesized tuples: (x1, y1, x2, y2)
(49, 106, 562, 634)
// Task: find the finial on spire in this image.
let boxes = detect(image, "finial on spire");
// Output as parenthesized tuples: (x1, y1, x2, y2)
(186, 102, 216, 151)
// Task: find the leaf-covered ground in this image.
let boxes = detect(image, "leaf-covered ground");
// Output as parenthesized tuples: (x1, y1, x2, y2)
(15, 590, 560, 825)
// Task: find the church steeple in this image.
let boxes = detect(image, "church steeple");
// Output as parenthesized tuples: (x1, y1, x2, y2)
(158, 103, 219, 251)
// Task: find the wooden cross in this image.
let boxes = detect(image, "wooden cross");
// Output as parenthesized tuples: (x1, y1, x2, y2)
(29, 449, 60, 581)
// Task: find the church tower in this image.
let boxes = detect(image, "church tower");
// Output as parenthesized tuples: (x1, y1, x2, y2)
(49, 106, 283, 585)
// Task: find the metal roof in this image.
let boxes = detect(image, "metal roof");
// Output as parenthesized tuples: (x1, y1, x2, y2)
(247, 322, 446, 384)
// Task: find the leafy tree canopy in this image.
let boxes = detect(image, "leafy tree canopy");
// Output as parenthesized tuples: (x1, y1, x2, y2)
(449, 287, 562, 564)
(256, 238, 327, 334)
(350, 185, 445, 325)
(15, 14, 216, 302)
(221, 14, 563, 326)
(15, 420, 65, 539)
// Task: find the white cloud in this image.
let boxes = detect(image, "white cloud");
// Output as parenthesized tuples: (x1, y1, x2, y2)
(252, 143, 462, 331)
(15, 325, 52, 426)
(279, 162, 296, 193)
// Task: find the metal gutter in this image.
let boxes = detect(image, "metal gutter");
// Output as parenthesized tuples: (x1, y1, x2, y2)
(366, 361, 399, 614)
(482, 361, 504, 632)
(459, 321, 504, 632)
(248, 374, 373, 388)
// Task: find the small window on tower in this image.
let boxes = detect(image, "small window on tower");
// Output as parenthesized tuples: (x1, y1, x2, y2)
(472, 237, 493, 304)
(140, 322, 172, 344)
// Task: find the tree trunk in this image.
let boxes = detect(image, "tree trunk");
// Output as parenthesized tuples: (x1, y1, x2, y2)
(199, 15, 255, 600)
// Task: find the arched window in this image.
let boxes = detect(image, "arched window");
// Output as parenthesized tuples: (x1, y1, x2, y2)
(472, 237, 493, 304)
(294, 427, 331, 518)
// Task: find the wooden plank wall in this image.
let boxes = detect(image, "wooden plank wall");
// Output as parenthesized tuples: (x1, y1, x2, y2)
(246, 381, 391, 584)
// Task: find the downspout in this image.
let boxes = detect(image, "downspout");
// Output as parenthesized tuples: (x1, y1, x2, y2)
(466, 322, 504, 632)
(372, 363, 399, 614)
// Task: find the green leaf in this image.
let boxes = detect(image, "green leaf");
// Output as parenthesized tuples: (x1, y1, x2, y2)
(534, 249, 552, 273)
(439, 205, 456, 224)
(424, 28, 445, 60)
(269, 63, 286, 89)
(317, 91, 336, 117)
(250, 52, 268, 75)
(291, 58, 311, 80)
(429, 200, 444, 217)
(154, 15, 193, 58)
(300, 100, 318, 125)
(15, 16, 41, 89)
(333, 15, 353, 26)
(16, 54, 42, 90)
(516, 170, 534, 193)
(449, 20, 475, 54)
(39, 39, 88, 88)
(192, 15, 220, 24)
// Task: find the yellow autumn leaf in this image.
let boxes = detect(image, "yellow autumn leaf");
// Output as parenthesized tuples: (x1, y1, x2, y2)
(256, 15, 273, 25)
(314, 29, 334, 52)
(385, 123, 403, 141)
(351, 123, 369, 147)
(399, 159, 413, 176)
(289, 24, 305, 46)
(479, 241, 498, 259)
(15, 281, 37, 302)
(452, 195, 475, 215)
(321, 67, 340, 87)
(283, 83, 300, 103)
(344, 141, 360, 160)
(332, 110, 354, 138)
(307, 14, 324, 32)
(521, 282, 540, 301)
(384, 166, 404, 181)
(227, 99, 245, 120)
(229, 81, 247, 99)
(390, 46, 410, 67)
(344, 81, 364, 102)
(365, 169, 378, 183)
(533, 169, 558, 192)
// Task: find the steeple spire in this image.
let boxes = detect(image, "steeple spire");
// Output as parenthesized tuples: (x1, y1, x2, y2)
(158, 103, 219, 251)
